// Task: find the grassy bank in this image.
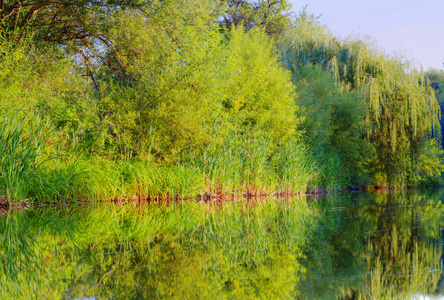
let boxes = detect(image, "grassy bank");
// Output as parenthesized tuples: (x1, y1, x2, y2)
(0, 111, 356, 204)
(1, 110, 442, 205)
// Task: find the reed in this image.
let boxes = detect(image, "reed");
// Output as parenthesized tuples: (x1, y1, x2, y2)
(0, 112, 53, 203)
(0, 110, 351, 205)
(273, 140, 317, 193)
(309, 146, 347, 192)
(69, 159, 206, 201)
(186, 129, 321, 196)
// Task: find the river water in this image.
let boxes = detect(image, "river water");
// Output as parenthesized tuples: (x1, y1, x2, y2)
(1, 189, 444, 299)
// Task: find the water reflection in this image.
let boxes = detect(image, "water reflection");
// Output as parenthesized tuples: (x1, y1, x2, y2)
(0, 200, 308, 299)
(1, 190, 444, 299)
(299, 189, 444, 299)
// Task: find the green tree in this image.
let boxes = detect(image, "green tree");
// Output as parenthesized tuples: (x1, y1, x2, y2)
(221, 0, 294, 37)
(424, 68, 444, 145)
(424, 68, 444, 104)
(85, 1, 223, 160)
(215, 26, 299, 141)
(85, 8, 299, 160)
(294, 64, 371, 185)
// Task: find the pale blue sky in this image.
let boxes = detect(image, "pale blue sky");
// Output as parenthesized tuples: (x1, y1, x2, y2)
(288, 0, 444, 70)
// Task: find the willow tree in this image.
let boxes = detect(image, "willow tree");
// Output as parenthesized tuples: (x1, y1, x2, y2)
(279, 15, 442, 186)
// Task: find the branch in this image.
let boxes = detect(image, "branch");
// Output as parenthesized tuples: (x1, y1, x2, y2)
(139, 63, 201, 114)
(94, 262, 117, 289)
(19, 4, 44, 27)
(79, 48, 101, 93)
(0, 3, 21, 23)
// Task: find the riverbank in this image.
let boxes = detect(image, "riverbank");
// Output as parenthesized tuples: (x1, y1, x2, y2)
(1, 146, 441, 207)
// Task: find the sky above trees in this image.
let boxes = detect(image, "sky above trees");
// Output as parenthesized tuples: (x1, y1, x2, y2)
(290, 0, 444, 70)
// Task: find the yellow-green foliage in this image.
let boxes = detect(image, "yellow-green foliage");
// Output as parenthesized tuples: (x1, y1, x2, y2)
(0, 32, 99, 160)
(0, 35, 40, 111)
(0, 35, 56, 112)
(94, 2, 223, 161)
(98, 20, 300, 160)
(216, 27, 300, 141)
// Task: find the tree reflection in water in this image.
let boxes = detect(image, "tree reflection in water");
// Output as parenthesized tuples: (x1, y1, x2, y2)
(1, 190, 444, 299)
(299, 189, 444, 299)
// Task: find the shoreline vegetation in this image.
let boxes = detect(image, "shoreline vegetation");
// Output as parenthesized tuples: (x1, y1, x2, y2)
(1, 1, 444, 206)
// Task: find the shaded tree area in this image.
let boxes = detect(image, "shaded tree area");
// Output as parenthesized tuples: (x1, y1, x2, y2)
(0, 0, 144, 44)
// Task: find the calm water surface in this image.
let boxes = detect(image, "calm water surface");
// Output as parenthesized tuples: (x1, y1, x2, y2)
(1, 189, 444, 299)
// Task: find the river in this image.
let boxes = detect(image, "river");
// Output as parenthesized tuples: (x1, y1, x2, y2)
(1, 189, 443, 299)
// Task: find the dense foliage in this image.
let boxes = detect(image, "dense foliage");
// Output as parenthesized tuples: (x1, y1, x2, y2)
(279, 14, 443, 186)
(0, 1, 443, 203)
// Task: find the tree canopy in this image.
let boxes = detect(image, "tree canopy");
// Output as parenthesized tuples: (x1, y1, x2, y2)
(221, 0, 293, 37)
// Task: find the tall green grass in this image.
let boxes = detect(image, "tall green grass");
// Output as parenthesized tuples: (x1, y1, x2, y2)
(185, 130, 322, 196)
(0, 111, 206, 203)
(309, 147, 347, 192)
(187, 130, 278, 195)
(0, 113, 52, 203)
(61, 159, 206, 201)
(273, 140, 318, 193)
(0, 110, 352, 205)
(0, 112, 91, 204)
